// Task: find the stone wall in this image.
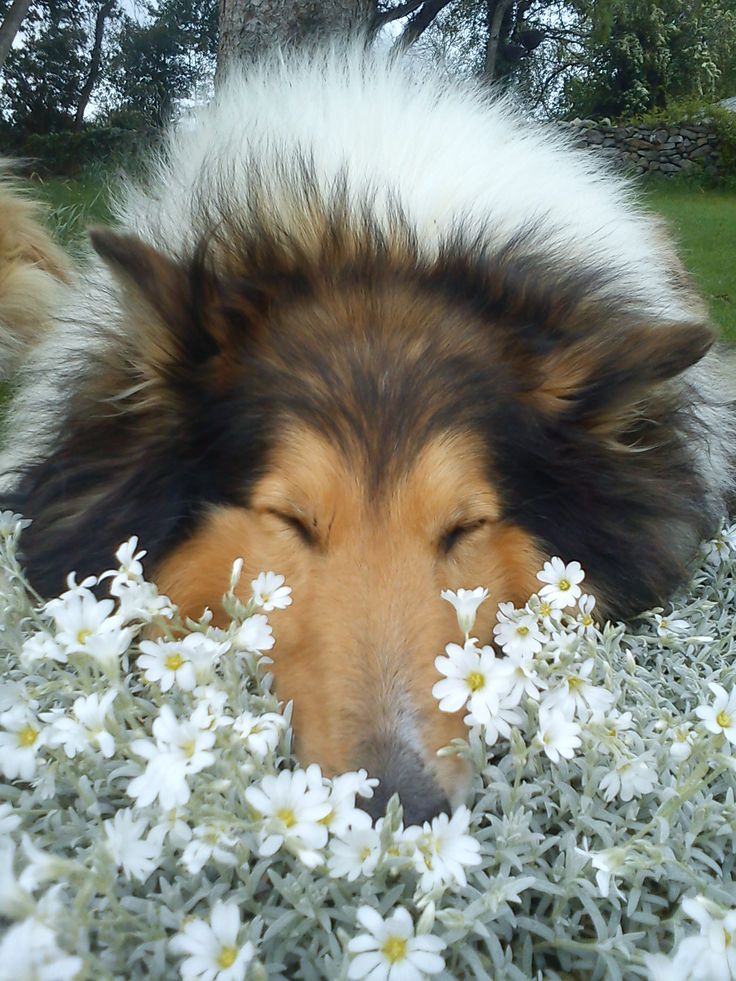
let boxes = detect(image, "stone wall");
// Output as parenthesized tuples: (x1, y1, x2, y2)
(559, 118, 721, 176)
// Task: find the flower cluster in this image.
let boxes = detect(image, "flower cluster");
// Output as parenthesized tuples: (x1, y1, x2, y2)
(0, 512, 734, 980)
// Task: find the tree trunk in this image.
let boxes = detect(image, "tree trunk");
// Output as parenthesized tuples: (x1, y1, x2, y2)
(216, 0, 375, 81)
(395, 0, 452, 49)
(74, 0, 115, 132)
(0, 0, 33, 71)
(484, 0, 514, 80)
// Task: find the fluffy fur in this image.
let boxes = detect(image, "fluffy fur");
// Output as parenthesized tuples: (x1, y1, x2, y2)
(0, 165, 72, 379)
(1, 45, 735, 816)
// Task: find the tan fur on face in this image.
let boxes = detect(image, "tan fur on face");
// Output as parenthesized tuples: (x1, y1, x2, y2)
(156, 426, 544, 803)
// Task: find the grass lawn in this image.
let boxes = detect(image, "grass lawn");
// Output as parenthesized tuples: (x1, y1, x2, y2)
(644, 181, 736, 341)
(32, 171, 736, 341)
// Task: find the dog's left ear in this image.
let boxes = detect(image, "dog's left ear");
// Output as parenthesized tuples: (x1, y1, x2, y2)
(524, 319, 715, 425)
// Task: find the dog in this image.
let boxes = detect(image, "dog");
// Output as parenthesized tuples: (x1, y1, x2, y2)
(1, 46, 735, 823)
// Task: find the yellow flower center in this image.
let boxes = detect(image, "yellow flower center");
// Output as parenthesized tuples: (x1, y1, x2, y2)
(319, 810, 335, 827)
(660, 619, 669, 629)
(382, 937, 407, 965)
(182, 740, 197, 758)
(716, 710, 731, 729)
(276, 808, 296, 828)
(359, 847, 372, 861)
(217, 947, 238, 969)
(467, 672, 485, 692)
(76, 628, 92, 645)
(516, 625, 529, 637)
(725, 929, 733, 947)
(559, 579, 570, 591)
(18, 726, 38, 748)
(540, 602, 552, 616)
(165, 653, 184, 671)
(568, 676, 583, 692)
(581, 615, 593, 626)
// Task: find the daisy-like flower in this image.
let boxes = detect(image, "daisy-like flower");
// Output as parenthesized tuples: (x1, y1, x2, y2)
(181, 824, 238, 874)
(43, 690, 117, 759)
(403, 805, 481, 893)
(154, 809, 193, 849)
(525, 595, 563, 632)
(250, 572, 292, 611)
(695, 683, 736, 746)
(170, 901, 256, 981)
(536, 557, 585, 609)
(647, 896, 736, 981)
(139, 634, 230, 691)
(599, 755, 657, 803)
(537, 707, 581, 762)
(19, 630, 66, 667)
(545, 659, 614, 722)
(433, 639, 508, 726)
(493, 609, 545, 659)
(653, 612, 689, 639)
(0, 917, 83, 981)
(231, 710, 286, 759)
(574, 594, 598, 638)
(244, 767, 331, 868)
(502, 652, 547, 702)
(347, 906, 446, 980)
(0, 704, 45, 780)
(703, 526, 736, 567)
(45, 586, 133, 668)
(104, 809, 166, 882)
(440, 586, 489, 636)
(128, 705, 216, 810)
(328, 825, 382, 881)
(480, 697, 525, 747)
(575, 843, 626, 900)
(670, 722, 697, 763)
(316, 768, 377, 835)
(232, 613, 275, 653)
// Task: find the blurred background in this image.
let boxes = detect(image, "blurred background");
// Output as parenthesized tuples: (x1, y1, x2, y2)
(1, 0, 734, 336)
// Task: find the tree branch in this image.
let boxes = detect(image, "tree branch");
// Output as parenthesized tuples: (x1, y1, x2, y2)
(396, 0, 454, 47)
(372, 0, 426, 30)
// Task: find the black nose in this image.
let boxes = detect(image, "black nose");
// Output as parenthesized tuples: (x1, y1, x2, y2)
(358, 739, 450, 826)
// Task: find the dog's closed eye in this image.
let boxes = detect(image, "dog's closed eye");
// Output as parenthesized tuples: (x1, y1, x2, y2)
(439, 519, 488, 556)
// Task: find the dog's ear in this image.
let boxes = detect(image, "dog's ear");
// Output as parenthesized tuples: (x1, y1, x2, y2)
(522, 319, 715, 427)
(90, 227, 253, 377)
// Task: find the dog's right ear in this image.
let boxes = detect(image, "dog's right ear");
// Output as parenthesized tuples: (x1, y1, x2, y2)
(90, 227, 253, 378)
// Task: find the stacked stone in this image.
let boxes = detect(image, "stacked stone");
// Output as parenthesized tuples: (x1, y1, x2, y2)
(559, 118, 721, 176)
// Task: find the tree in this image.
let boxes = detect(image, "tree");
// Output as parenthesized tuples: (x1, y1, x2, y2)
(74, 0, 116, 130)
(0, 0, 33, 70)
(217, 0, 374, 77)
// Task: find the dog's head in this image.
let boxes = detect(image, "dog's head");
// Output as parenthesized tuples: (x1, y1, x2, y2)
(8, 212, 715, 823)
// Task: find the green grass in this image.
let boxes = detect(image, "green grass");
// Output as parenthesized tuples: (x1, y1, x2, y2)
(644, 180, 736, 341)
(31, 169, 115, 251)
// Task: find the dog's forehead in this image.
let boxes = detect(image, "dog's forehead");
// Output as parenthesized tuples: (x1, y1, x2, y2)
(251, 425, 500, 522)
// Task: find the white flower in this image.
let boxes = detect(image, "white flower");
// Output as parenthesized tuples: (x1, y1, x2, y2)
(128, 705, 216, 810)
(0, 704, 45, 780)
(232, 614, 275, 653)
(114, 536, 146, 580)
(599, 756, 657, 802)
(481, 697, 525, 747)
(695, 683, 736, 745)
(670, 722, 697, 762)
(574, 594, 598, 638)
(440, 586, 488, 636)
(703, 526, 736, 567)
(170, 901, 256, 981)
(231, 710, 286, 758)
(544, 659, 614, 721)
(536, 557, 585, 609)
(112, 578, 174, 623)
(525, 595, 563, 631)
(154, 809, 193, 848)
(181, 824, 238, 874)
(653, 612, 689, 639)
(0, 917, 83, 980)
(347, 906, 446, 980)
(104, 809, 165, 882)
(0, 802, 21, 836)
(328, 825, 382, 881)
(43, 690, 117, 759)
(250, 571, 292, 611)
(537, 707, 581, 762)
(45, 586, 133, 668)
(576, 843, 625, 899)
(404, 805, 481, 892)
(493, 610, 545, 658)
(244, 766, 331, 868)
(502, 652, 547, 702)
(433, 639, 508, 726)
(317, 768, 377, 835)
(19, 631, 66, 667)
(648, 896, 736, 981)
(140, 633, 230, 691)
